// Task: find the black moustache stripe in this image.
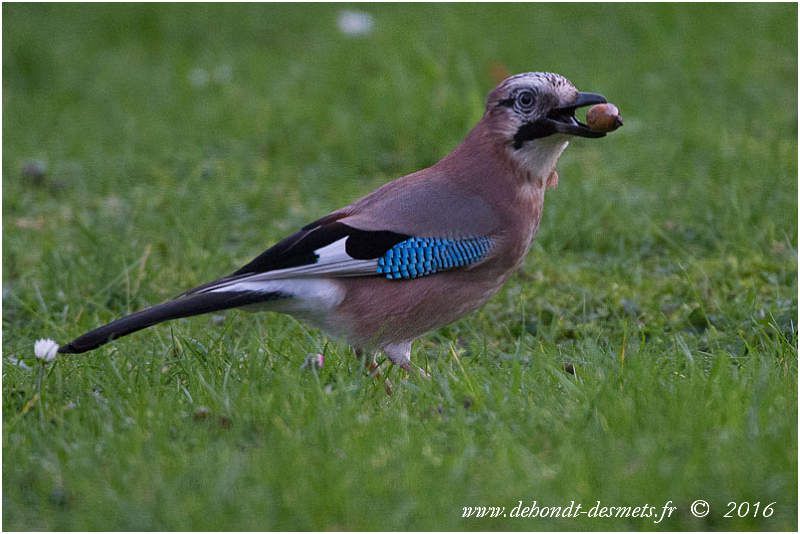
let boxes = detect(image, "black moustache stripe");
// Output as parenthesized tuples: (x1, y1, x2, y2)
(513, 120, 555, 149)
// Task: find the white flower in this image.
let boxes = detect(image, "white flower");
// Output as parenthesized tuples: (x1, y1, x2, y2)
(337, 10, 375, 37)
(34, 338, 59, 362)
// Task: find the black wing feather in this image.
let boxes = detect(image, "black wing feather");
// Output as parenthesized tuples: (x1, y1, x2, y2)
(233, 217, 409, 276)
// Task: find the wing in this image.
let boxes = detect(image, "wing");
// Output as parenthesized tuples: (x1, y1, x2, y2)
(186, 168, 502, 295)
(182, 216, 494, 298)
(232, 212, 409, 277)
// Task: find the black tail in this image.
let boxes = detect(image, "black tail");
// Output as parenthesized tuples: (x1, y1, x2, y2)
(59, 290, 284, 354)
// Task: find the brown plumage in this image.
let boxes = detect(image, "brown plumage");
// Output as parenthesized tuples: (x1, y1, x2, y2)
(58, 72, 619, 368)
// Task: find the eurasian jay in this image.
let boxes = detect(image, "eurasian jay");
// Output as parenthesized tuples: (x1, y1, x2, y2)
(57, 72, 618, 368)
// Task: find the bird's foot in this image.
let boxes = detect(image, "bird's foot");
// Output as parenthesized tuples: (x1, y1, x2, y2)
(367, 360, 386, 378)
(395, 361, 430, 379)
(364, 359, 394, 395)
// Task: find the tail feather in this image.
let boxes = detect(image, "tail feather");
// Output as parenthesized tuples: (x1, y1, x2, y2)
(58, 290, 284, 354)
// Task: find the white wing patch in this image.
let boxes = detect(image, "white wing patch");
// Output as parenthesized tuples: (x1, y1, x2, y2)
(196, 237, 375, 306)
(236, 237, 377, 283)
(276, 237, 378, 278)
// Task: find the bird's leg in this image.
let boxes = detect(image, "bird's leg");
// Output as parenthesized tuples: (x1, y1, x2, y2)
(354, 347, 394, 395)
(384, 341, 412, 370)
(375, 342, 412, 396)
(384, 341, 431, 379)
(355, 347, 385, 378)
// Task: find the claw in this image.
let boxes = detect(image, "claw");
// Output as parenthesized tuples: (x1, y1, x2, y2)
(393, 360, 430, 379)
(368, 361, 383, 378)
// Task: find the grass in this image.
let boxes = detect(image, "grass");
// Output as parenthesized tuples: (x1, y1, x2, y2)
(3, 3, 797, 530)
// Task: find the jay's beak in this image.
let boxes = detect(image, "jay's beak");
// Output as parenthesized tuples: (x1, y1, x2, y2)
(543, 91, 609, 138)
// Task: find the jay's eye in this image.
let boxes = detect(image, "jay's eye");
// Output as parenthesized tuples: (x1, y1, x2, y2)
(516, 90, 535, 111)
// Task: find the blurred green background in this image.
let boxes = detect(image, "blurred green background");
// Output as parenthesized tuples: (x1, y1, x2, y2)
(3, 3, 797, 530)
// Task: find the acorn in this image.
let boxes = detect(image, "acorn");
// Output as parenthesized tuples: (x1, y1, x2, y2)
(586, 103, 623, 132)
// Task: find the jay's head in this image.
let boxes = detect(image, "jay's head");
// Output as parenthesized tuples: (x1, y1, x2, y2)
(482, 72, 608, 179)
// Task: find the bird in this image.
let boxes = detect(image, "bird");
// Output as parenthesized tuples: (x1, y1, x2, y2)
(57, 72, 619, 369)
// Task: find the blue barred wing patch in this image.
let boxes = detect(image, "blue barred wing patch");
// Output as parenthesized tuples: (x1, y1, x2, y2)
(376, 236, 493, 280)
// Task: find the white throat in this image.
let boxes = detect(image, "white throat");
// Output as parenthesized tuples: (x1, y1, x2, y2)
(510, 136, 570, 182)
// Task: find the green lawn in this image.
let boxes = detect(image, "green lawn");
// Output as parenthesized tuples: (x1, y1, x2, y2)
(3, 4, 797, 531)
